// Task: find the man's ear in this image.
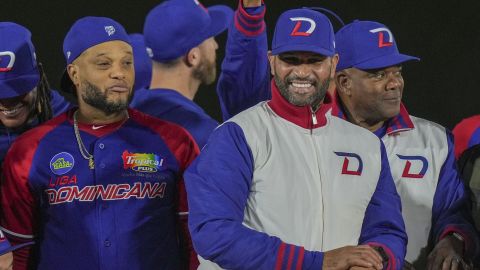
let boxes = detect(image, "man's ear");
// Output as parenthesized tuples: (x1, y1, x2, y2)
(67, 64, 79, 87)
(185, 47, 200, 67)
(267, 51, 275, 76)
(335, 70, 352, 96)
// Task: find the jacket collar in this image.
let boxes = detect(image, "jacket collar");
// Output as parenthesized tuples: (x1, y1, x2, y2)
(331, 90, 414, 136)
(267, 79, 332, 129)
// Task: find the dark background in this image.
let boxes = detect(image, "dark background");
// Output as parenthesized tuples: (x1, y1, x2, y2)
(3, 0, 479, 129)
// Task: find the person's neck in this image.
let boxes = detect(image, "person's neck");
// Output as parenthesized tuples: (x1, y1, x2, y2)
(75, 105, 128, 125)
(149, 67, 200, 101)
(340, 98, 384, 132)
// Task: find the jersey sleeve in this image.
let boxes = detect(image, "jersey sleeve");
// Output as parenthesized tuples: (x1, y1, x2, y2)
(0, 135, 39, 270)
(216, 0, 271, 121)
(185, 122, 324, 270)
(176, 130, 200, 270)
(431, 130, 480, 260)
(359, 142, 407, 270)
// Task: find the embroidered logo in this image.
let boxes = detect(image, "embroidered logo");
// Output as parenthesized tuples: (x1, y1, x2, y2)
(50, 152, 75, 175)
(290, 17, 317, 37)
(0, 51, 15, 72)
(335, 152, 363, 176)
(122, 151, 164, 173)
(369, 27, 394, 48)
(397, 154, 428, 179)
(105, 26, 116, 36)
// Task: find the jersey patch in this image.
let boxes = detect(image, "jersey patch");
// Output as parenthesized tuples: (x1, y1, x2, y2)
(50, 152, 75, 175)
(122, 150, 164, 173)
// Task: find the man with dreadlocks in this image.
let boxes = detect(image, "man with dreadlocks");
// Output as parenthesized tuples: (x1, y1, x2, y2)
(0, 22, 70, 164)
(0, 22, 69, 269)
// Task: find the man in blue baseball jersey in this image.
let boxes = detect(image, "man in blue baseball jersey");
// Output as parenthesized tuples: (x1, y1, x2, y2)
(0, 16, 199, 270)
(186, 8, 407, 270)
(131, 0, 233, 148)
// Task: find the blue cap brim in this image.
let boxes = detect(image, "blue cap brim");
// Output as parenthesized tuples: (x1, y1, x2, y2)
(354, 53, 420, 70)
(0, 72, 39, 98)
(203, 5, 234, 39)
(272, 44, 335, 57)
(0, 241, 34, 256)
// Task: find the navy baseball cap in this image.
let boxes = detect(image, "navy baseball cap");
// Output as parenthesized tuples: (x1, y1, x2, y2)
(129, 33, 152, 90)
(144, 0, 233, 62)
(271, 8, 335, 57)
(335, 20, 419, 71)
(61, 16, 131, 94)
(0, 22, 40, 99)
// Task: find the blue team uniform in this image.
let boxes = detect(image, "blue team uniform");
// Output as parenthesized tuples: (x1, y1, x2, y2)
(0, 108, 199, 270)
(131, 88, 217, 149)
(131, 4, 271, 149)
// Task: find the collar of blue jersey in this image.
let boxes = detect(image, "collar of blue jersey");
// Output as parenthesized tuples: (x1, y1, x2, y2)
(267, 79, 332, 129)
(331, 90, 414, 136)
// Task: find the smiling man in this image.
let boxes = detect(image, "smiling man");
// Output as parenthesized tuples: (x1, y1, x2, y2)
(185, 8, 407, 270)
(333, 20, 479, 269)
(0, 22, 69, 164)
(0, 17, 199, 270)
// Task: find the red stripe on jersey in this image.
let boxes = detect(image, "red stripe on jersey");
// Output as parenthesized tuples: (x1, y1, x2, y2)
(275, 242, 287, 270)
(286, 245, 295, 270)
(295, 247, 305, 270)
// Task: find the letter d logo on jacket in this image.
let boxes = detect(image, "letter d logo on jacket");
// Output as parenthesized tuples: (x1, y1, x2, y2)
(335, 152, 363, 176)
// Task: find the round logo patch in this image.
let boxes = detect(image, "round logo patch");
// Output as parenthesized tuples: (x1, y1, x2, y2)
(50, 152, 75, 175)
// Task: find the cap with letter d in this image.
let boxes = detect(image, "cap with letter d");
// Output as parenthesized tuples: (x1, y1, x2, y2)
(271, 8, 336, 57)
(0, 22, 40, 99)
(335, 20, 419, 71)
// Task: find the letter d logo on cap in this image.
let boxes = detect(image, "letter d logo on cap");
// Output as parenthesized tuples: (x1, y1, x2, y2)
(290, 17, 316, 37)
(0, 51, 16, 72)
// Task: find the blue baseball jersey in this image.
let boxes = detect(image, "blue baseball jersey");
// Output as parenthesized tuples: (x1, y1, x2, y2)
(131, 4, 271, 149)
(0, 108, 199, 270)
(0, 89, 70, 255)
(131, 88, 217, 149)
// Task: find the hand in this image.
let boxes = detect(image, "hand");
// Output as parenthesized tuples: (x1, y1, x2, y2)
(242, 0, 262, 8)
(323, 245, 383, 270)
(350, 267, 377, 270)
(427, 234, 469, 270)
(0, 252, 13, 270)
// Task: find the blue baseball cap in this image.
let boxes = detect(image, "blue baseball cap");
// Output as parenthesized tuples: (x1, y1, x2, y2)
(0, 22, 40, 99)
(335, 20, 420, 71)
(144, 0, 233, 62)
(271, 8, 335, 57)
(129, 33, 152, 90)
(60, 16, 131, 94)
